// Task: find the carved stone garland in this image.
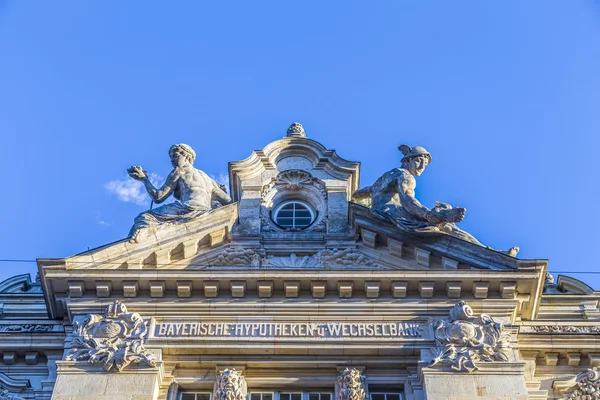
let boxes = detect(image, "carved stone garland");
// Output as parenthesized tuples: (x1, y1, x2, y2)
(260, 169, 327, 233)
(429, 301, 511, 372)
(337, 368, 367, 400)
(213, 368, 247, 400)
(65, 300, 156, 372)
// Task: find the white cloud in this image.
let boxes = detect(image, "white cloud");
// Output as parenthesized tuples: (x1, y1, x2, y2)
(211, 172, 230, 190)
(104, 173, 163, 206)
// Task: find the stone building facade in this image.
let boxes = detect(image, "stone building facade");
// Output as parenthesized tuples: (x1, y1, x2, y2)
(2, 124, 599, 399)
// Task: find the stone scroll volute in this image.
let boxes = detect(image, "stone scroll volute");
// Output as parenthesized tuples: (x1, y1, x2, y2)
(64, 300, 156, 372)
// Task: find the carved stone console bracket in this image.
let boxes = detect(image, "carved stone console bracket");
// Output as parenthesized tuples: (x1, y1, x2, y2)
(336, 368, 368, 400)
(213, 368, 247, 400)
(64, 300, 157, 372)
(553, 367, 600, 400)
(429, 301, 512, 372)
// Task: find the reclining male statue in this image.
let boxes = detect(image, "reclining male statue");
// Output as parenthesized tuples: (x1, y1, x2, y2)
(126, 143, 231, 243)
(352, 144, 518, 256)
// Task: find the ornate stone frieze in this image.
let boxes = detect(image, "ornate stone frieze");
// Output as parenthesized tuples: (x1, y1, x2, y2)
(0, 324, 54, 333)
(429, 301, 511, 372)
(213, 368, 247, 400)
(337, 368, 367, 400)
(210, 247, 266, 266)
(65, 300, 156, 372)
(530, 325, 600, 334)
(554, 368, 600, 399)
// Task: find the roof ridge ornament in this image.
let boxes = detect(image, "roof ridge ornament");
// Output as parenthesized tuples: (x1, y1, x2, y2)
(286, 122, 306, 138)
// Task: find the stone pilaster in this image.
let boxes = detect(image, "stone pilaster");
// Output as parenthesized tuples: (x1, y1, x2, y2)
(419, 361, 528, 400)
(52, 359, 164, 400)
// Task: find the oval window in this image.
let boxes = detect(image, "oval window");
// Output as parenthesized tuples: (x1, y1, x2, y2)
(272, 200, 316, 230)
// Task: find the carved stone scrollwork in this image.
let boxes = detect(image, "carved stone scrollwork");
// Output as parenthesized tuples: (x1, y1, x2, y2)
(554, 368, 600, 399)
(0, 324, 54, 333)
(65, 300, 156, 372)
(213, 369, 247, 400)
(260, 169, 328, 233)
(531, 325, 600, 334)
(429, 301, 511, 372)
(210, 247, 266, 266)
(337, 368, 367, 400)
(318, 248, 378, 268)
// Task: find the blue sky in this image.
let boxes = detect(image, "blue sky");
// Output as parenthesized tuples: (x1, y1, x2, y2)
(1, 2, 599, 287)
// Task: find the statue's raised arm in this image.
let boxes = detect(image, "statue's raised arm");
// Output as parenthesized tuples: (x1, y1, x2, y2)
(352, 144, 518, 256)
(127, 143, 231, 243)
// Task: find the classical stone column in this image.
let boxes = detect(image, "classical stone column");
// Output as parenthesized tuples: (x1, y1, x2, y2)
(52, 301, 163, 400)
(416, 301, 528, 400)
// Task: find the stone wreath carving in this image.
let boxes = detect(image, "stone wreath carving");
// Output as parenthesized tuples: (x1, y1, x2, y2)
(337, 368, 367, 400)
(554, 368, 600, 399)
(213, 368, 247, 400)
(65, 300, 156, 372)
(260, 169, 327, 233)
(429, 301, 511, 372)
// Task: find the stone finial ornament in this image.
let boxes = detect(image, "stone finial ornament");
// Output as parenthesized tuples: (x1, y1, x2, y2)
(352, 144, 518, 255)
(65, 300, 156, 372)
(213, 369, 247, 400)
(286, 122, 306, 137)
(429, 301, 511, 373)
(337, 368, 367, 400)
(126, 143, 231, 243)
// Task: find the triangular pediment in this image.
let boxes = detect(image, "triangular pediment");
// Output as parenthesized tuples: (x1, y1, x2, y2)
(56, 201, 543, 273)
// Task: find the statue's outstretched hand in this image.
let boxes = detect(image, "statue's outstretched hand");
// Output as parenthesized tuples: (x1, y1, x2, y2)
(127, 166, 148, 181)
(436, 207, 466, 223)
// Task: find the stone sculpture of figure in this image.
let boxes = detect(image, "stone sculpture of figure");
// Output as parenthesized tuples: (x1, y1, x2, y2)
(352, 144, 518, 256)
(127, 144, 231, 243)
